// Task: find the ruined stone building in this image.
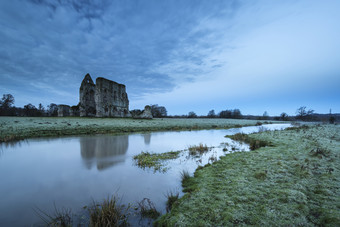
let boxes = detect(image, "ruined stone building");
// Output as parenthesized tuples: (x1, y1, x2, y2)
(79, 73, 130, 117)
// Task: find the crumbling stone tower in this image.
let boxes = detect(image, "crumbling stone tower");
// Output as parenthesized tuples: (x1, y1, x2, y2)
(79, 74, 96, 117)
(79, 73, 130, 117)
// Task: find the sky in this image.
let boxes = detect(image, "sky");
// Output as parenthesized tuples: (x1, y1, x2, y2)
(0, 0, 339, 116)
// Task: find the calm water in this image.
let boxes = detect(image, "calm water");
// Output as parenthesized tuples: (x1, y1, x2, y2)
(0, 124, 290, 226)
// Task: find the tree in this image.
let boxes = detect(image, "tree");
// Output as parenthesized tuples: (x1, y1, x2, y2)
(233, 109, 242, 119)
(219, 110, 232, 118)
(47, 103, 58, 116)
(38, 103, 45, 116)
(150, 104, 167, 118)
(280, 112, 288, 121)
(296, 106, 314, 121)
(0, 94, 15, 116)
(0, 94, 14, 109)
(24, 103, 39, 116)
(207, 110, 216, 118)
(188, 111, 197, 118)
(329, 108, 335, 124)
(219, 109, 242, 119)
(263, 111, 269, 120)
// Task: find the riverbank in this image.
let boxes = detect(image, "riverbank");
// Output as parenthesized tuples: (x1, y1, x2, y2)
(0, 117, 277, 143)
(156, 124, 340, 226)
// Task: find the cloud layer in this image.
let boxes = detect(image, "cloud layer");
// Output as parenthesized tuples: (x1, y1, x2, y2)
(1, 0, 339, 115)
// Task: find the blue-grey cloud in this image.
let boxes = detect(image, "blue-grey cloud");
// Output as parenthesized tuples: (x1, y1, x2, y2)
(0, 0, 339, 115)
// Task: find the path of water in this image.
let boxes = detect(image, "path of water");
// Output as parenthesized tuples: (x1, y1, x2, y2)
(0, 124, 290, 226)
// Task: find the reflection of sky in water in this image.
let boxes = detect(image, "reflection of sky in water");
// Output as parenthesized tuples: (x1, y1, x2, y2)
(0, 124, 290, 226)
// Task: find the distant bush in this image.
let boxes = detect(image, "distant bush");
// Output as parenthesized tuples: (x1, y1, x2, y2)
(188, 111, 197, 118)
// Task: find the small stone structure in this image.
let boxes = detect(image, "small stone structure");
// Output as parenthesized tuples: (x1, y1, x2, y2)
(57, 105, 70, 117)
(79, 74, 130, 117)
(131, 105, 153, 119)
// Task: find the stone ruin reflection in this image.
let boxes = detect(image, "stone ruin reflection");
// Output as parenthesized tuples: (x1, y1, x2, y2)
(80, 134, 129, 170)
(143, 133, 151, 145)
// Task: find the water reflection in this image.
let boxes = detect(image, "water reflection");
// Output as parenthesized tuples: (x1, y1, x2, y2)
(143, 133, 151, 145)
(80, 134, 129, 170)
(0, 124, 292, 226)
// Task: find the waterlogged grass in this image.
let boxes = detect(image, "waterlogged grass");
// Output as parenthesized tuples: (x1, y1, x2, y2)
(188, 143, 209, 156)
(0, 117, 277, 142)
(88, 196, 130, 227)
(133, 151, 181, 172)
(165, 191, 180, 213)
(34, 204, 73, 227)
(155, 124, 340, 226)
(138, 198, 161, 220)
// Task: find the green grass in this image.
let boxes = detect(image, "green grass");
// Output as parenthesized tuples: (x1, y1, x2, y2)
(133, 151, 181, 172)
(155, 124, 340, 226)
(0, 117, 280, 142)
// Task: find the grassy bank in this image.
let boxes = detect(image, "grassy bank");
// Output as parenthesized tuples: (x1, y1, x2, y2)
(156, 124, 340, 226)
(0, 117, 273, 142)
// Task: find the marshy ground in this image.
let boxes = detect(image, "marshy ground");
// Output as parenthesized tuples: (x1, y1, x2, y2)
(156, 124, 340, 226)
(2, 117, 338, 226)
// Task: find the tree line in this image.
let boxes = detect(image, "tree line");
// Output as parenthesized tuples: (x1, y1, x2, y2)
(0, 94, 58, 117)
(0, 93, 336, 123)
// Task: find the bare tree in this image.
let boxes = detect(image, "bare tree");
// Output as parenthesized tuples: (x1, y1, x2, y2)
(296, 106, 314, 121)
(188, 111, 197, 118)
(263, 111, 269, 120)
(0, 94, 15, 116)
(207, 110, 216, 118)
(47, 103, 58, 117)
(0, 94, 14, 109)
(280, 112, 288, 121)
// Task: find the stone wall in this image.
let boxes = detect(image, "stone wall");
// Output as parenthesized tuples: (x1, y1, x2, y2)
(95, 77, 129, 117)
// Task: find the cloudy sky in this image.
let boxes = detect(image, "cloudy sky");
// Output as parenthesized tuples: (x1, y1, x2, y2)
(1, 0, 339, 116)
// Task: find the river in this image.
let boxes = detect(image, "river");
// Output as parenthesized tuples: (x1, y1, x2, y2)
(0, 124, 290, 226)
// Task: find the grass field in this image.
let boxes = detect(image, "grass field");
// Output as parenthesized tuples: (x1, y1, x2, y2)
(156, 124, 340, 226)
(0, 117, 273, 142)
